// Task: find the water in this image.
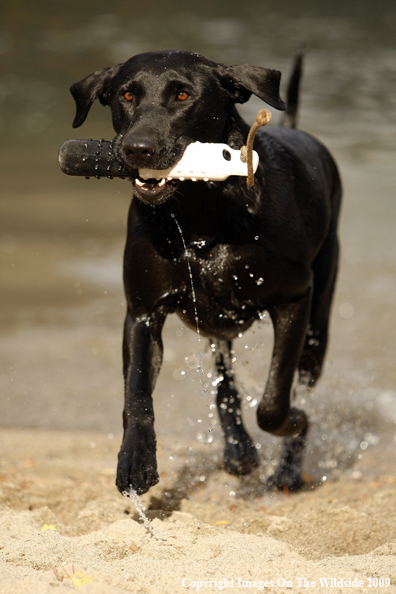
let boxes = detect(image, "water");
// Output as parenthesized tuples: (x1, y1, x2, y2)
(0, 0, 395, 482)
(124, 488, 156, 538)
(170, 214, 202, 345)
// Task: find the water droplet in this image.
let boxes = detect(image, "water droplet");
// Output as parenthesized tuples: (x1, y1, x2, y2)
(196, 432, 213, 444)
(339, 302, 354, 319)
(123, 489, 156, 537)
(212, 375, 224, 387)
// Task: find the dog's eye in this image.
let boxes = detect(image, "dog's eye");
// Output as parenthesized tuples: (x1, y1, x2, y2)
(124, 92, 133, 102)
(176, 91, 189, 101)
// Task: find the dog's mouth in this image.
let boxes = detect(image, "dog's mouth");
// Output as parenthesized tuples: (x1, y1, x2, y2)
(132, 176, 178, 203)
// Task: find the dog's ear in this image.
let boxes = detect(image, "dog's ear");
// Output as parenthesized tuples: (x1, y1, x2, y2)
(70, 65, 120, 128)
(218, 64, 287, 110)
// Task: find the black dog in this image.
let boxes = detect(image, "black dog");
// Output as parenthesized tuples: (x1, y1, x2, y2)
(70, 50, 341, 495)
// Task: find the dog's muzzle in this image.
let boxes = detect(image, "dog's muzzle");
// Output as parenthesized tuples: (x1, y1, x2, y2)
(59, 108, 270, 199)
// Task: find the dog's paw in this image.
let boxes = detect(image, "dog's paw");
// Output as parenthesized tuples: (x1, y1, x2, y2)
(266, 466, 305, 492)
(116, 448, 159, 495)
(223, 438, 259, 475)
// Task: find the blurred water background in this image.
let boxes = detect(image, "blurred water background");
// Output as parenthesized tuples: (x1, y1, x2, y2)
(1, 0, 395, 481)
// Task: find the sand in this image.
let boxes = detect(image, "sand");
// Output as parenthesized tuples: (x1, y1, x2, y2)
(1, 428, 395, 594)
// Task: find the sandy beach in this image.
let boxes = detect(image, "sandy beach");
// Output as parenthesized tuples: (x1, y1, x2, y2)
(1, 426, 396, 594)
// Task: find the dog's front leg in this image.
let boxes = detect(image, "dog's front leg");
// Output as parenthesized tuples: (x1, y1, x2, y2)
(257, 289, 312, 490)
(116, 309, 165, 495)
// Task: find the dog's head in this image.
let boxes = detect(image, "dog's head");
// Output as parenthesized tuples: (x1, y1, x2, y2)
(71, 50, 286, 204)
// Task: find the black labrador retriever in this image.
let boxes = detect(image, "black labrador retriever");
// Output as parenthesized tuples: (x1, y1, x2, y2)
(70, 50, 341, 495)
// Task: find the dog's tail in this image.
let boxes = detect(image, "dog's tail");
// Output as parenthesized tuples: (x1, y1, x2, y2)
(282, 50, 304, 129)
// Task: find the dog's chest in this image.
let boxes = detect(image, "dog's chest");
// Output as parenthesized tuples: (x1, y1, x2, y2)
(175, 241, 267, 338)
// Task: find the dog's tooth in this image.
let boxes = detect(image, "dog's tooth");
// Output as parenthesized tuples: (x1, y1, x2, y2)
(192, 178, 197, 182)
(179, 177, 185, 181)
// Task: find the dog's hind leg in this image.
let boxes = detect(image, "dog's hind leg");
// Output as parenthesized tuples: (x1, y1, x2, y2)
(298, 222, 340, 388)
(266, 230, 339, 491)
(257, 290, 312, 490)
(214, 340, 259, 475)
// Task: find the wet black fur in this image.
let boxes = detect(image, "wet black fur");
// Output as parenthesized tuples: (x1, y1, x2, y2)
(71, 50, 342, 495)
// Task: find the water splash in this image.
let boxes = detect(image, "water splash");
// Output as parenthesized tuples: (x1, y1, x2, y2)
(123, 488, 156, 537)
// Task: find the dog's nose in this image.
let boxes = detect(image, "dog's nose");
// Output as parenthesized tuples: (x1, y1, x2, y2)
(123, 137, 156, 166)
